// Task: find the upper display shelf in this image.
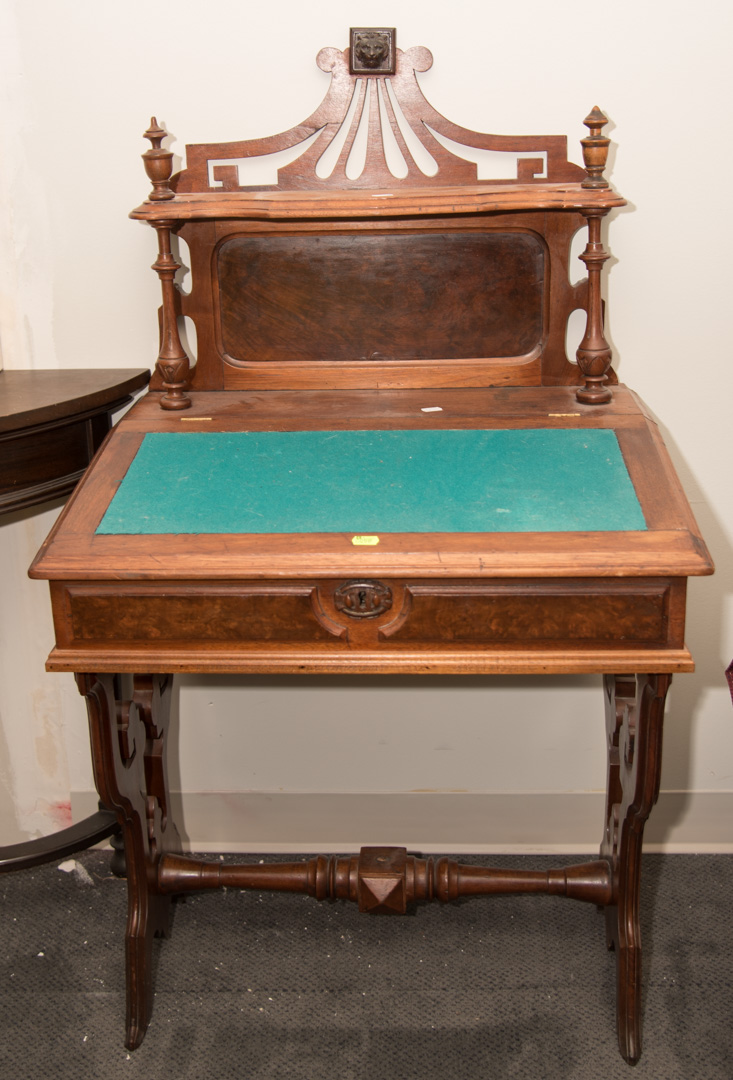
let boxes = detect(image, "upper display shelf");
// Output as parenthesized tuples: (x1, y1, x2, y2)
(131, 27, 624, 221)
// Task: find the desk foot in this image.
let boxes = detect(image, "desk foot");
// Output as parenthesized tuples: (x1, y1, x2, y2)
(76, 672, 181, 1051)
(600, 673, 670, 1066)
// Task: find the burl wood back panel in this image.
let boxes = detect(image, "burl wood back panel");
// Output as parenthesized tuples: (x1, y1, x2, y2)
(181, 213, 587, 391)
(217, 230, 544, 366)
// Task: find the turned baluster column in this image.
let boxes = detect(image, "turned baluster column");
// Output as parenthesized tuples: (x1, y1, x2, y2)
(576, 107, 613, 405)
(142, 119, 191, 411)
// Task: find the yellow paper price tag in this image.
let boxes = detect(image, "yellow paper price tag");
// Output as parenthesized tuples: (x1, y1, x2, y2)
(351, 535, 380, 546)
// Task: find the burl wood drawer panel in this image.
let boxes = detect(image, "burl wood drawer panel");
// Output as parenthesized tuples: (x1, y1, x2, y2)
(62, 585, 334, 645)
(54, 578, 684, 651)
(381, 582, 680, 647)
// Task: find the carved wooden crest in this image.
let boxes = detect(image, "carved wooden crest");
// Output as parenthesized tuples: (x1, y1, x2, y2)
(171, 31, 586, 193)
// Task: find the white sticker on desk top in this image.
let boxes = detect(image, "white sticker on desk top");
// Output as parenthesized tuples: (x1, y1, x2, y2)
(352, 535, 380, 546)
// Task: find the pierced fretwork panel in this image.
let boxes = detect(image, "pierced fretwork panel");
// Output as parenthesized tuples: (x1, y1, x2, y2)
(175, 38, 585, 193)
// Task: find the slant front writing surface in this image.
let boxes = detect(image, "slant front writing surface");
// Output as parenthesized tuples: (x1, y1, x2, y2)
(96, 428, 646, 535)
(216, 232, 545, 365)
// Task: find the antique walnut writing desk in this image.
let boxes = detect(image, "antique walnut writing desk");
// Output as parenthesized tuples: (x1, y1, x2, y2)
(30, 30, 712, 1065)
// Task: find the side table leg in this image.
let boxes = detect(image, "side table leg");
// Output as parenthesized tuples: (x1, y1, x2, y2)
(76, 672, 181, 1050)
(600, 672, 671, 1065)
(109, 829, 127, 877)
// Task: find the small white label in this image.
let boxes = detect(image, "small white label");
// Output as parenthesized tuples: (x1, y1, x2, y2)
(420, 406, 443, 413)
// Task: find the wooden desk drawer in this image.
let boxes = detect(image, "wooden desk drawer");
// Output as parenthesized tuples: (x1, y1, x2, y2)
(53, 577, 684, 653)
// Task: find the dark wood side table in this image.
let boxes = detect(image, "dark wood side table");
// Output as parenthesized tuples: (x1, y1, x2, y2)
(0, 367, 149, 872)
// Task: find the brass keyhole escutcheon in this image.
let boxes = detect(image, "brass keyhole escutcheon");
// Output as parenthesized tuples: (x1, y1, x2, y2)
(334, 580, 393, 619)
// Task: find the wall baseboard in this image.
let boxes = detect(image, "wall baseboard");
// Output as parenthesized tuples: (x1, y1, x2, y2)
(71, 789, 733, 854)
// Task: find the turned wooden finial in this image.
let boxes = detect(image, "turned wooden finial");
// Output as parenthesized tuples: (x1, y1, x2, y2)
(581, 107, 610, 189)
(142, 117, 175, 201)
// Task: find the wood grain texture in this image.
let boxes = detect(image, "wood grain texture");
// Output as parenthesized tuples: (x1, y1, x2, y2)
(600, 674, 672, 1064)
(44, 575, 686, 674)
(28, 36, 712, 1061)
(166, 41, 589, 194)
(45, 645, 696, 676)
(129, 42, 624, 402)
(30, 387, 712, 586)
(131, 183, 625, 222)
(156, 848, 614, 908)
(172, 211, 588, 392)
(76, 673, 181, 1050)
(0, 368, 148, 513)
(0, 369, 149, 433)
(217, 231, 545, 364)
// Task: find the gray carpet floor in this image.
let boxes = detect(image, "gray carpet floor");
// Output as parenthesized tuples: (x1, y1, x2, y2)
(1, 851, 731, 1079)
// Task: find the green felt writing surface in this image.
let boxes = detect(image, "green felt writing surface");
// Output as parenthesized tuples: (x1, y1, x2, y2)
(96, 430, 647, 535)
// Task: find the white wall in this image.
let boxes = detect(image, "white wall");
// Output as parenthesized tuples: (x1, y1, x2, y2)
(1, 0, 731, 852)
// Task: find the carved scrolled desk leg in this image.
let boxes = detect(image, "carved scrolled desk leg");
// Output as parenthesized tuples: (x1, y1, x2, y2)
(76, 672, 181, 1050)
(600, 673, 671, 1065)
